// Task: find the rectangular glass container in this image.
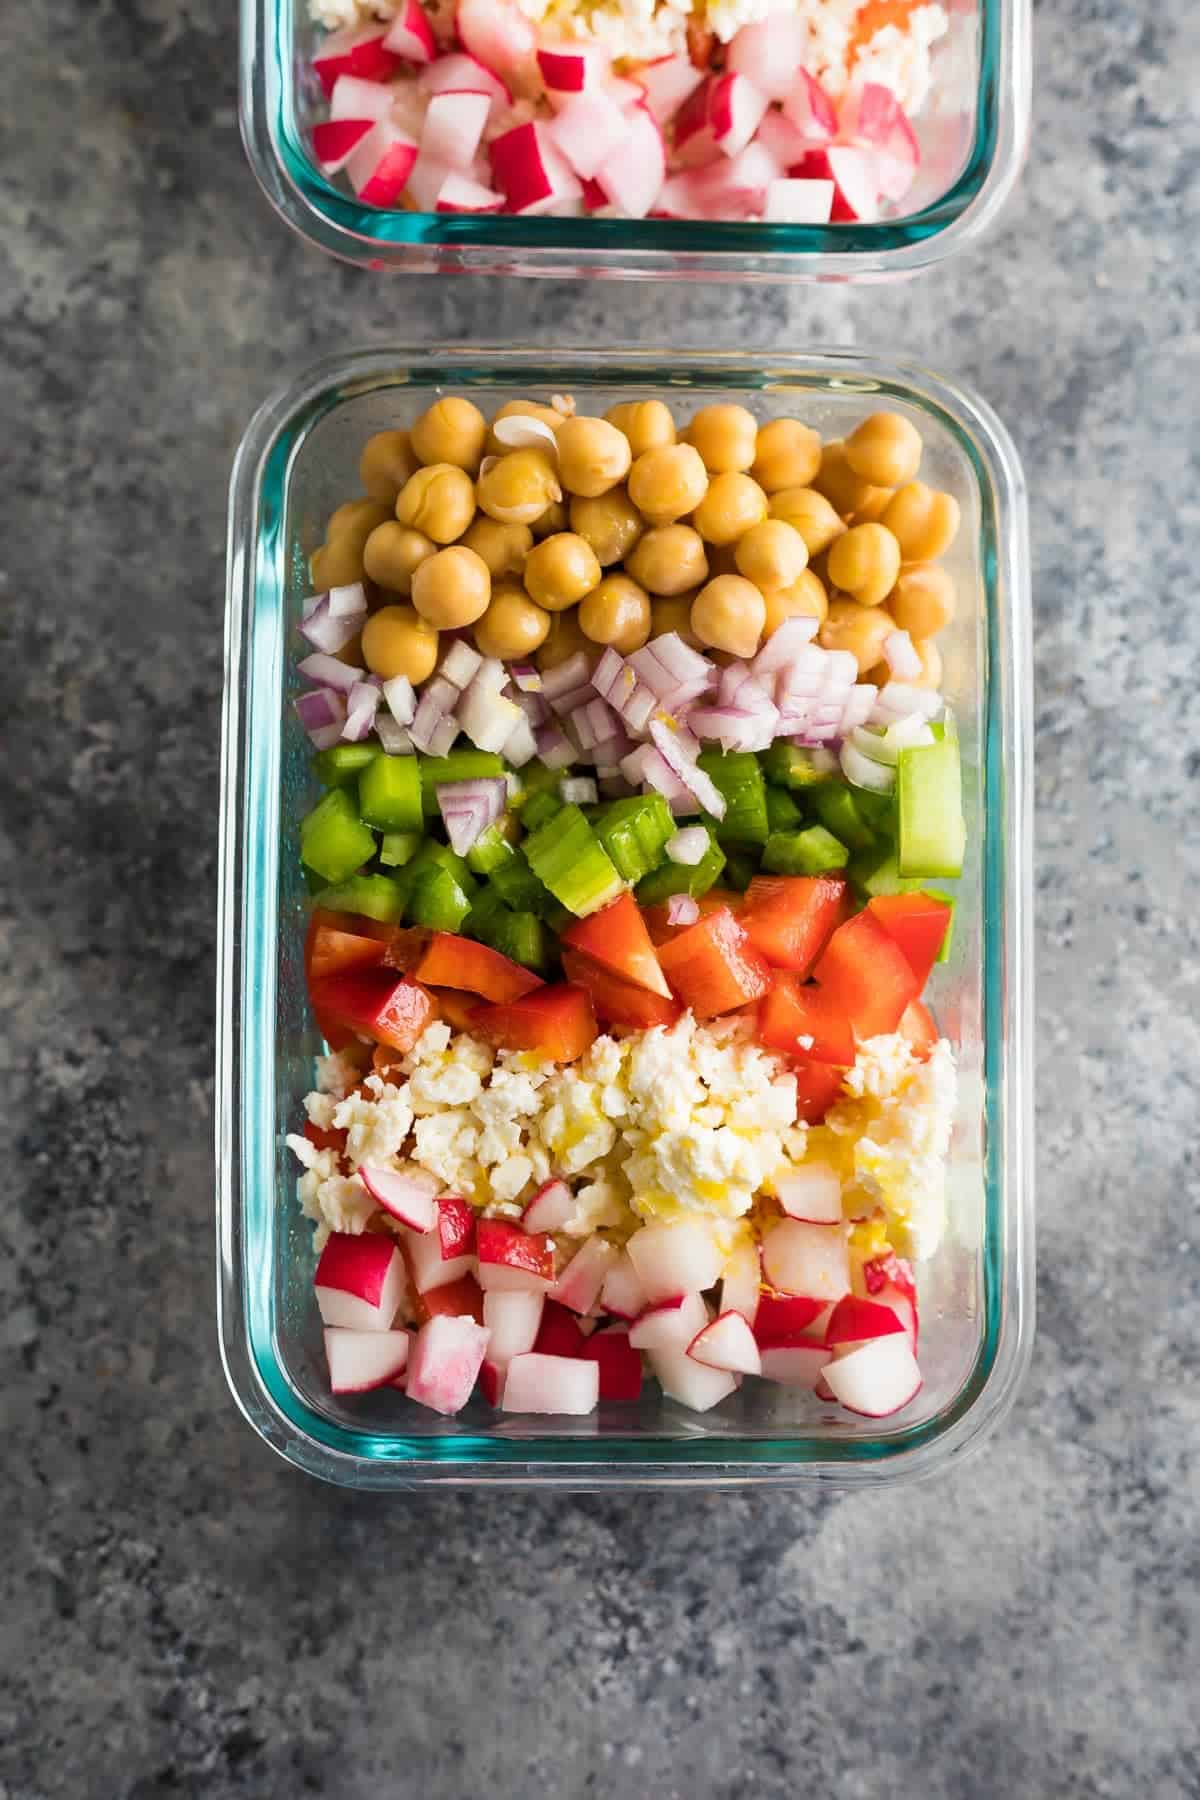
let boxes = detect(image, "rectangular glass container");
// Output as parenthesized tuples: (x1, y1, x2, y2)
(218, 345, 1033, 1488)
(239, 0, 1030, 280)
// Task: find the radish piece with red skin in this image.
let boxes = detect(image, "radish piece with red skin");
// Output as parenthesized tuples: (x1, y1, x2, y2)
(522, 1178, 574, 1233)
(330, 73, 398, 123)
(382, 0, 436, 62)
(726, 12, 809, 101)
(781, 67, 838, 144)
(476, 1218, 555, 1292)
(688, 1309, 761, 1376)
(649, 1346, 738, 1413)
(788, 145, 879, 222)
(403, 1205, 475, 1294)
(591, 104, 666, 219)
(405, 155, 454, 211)
(489, 122, 582, 216)
(759, 1342, 830, 1388)
(754, 107, 817, 171)
(752, 1290, 828, 1346)
(314, 1233, 406, 1332)
(763, 178, 835, 223)
(312, 23, 400, 95)
(324, 1328, 411, 1394)
(627, 1292, 708, 1352)
(421, 90, 491, 170)
(437, 1195, 475, 1259)
(862, 1253, 919, 1348)
(436, 174, 504, 212)
(537, 43, 607, 93)
(483, 1288, 544, 1363)
(775, 1162, 842, 1224)
(359, 1163, 440, 1232)
(548, 89, 630, 181)
(708, 72, 769, 158)
(406, 1314, 491, 1416)
(631, 53, 703, 125)
(501, 1352, 600, 1415)
(824, 1294, 905, 1348)
(456, 0, 537, 87)
(626, 1219, 723, 1303)
(580, 176, 608, 213)
(822, 1335, 922, 1417)
(761, 1219, 851, 1300)
(347, 120, 420, 207)
(533, 1299, 588, 1358)
(579, 1328, 644, 1402)
(312, 118, 375, 175)
(418, 51, 512, 109)
(598, 1251, 648, 1321)
(550, 1237, 618, 1315)
(479, 1359, 505, 1406)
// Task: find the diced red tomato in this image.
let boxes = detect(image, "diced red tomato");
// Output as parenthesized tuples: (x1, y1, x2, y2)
(643, 888, 743, 947)
(656, 907, 771, 1019)
(471, 982, 597, 1062)
(897, 998, 938, 1060)
(303, 1117, 348, 1157)
(753, 1291, 828, 1346)
(411, 1272, 485, 1327)
(413, 931, 544, 1004)
(867, 892, 952, 989)
(739, 874, 849, 976)
(476, 1218, 555, 1282)
(308, 967, 437, 1054)
(534, 1300, 588, 1358)
(579, 1328, 644, 1401)
(560, 949, 681, 1031)
(759, 975, 857, 1067)
(812, 909, 920, 1040)
(560, 892, 672, 997)
(428, 987, 483, 1033)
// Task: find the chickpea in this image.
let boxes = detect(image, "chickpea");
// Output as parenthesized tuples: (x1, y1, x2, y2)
(394, 463, 476, 543)
(768, 486, 845, 558)
(313, 499, 393, 587)
(524, 533, 602, 612)
(326, 497, 390, 540)
(881, 482, 961, 562)
(763, 568, 828, 636)
(474, 583, 551, 660)
(569, 488, 644, 566)
(627, 443, 709, 525)
(363, 522, 436, 595)
(460, 516, 533, 579)
(853, 487, 896, 525)
(361, 603, 440, 684)
(626, 525, 709, 597)
(408, 396, 488, 474)
(733, 519, 808, 591)
(650, 593, 703, 648)
(410, 545, 492, 630)
(692, 471, 769, 547)
(845, 412, 923, 489)
(685, 403, 758, 474)
(889, 565, 956, 639)
(827, 523, 902, 607)
(358, 431, 417, 505)
(818, 599, 898, 677)
(476, 449, 562, 526)
(555, 415, 633, 498)
(705, 542, 741, 579)
(691, 575, 766, 659)
(486, 399, 566, 457)
(537, 606, 593, 671)
(910, 637, 943, 689)
(531, 498, 569, 539)
(812, 441, 890, 520)
(604, 400, 676, 459)
(579, 575, 652, 654)
(751, 418, 822, 493)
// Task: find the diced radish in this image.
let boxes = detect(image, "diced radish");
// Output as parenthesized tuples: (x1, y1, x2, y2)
(479, 1359, 505, 1405)
(708, 72, 769, 158)
(489, 122, 582, 215)
(720, 1242, 761, 1325)
(324, 1327, 410, 1393)
(476, 1218, 555, 1292)
(483, 1288, 544, 1362)
(547, 89, 629, 181)
(673, 77, 717, 165)
(382, 0, 436, 62)
(628, 1292, 708, 1352)
(580, 176, 609, 213)
(533, 1298, 587, 1357)
(537, 43, 606, 94)
(314, 1233, 406, 1332)
(824, 1294, 905, 1348)
(311, 117, 375, 175)
(405, 154, 453, 211)
(418, 51, 511, 109)
(726, 13, 809, 102)
(789, 146, 879, 222)
(761, 1220, 850, 1301)
(521, 1179, 573, 1233)
(875, 105, 920, 202)
(775, 1162, 843, 1224)
(579, 1328, 643, 1402)
(434, 172, 504, 212)
(456, 0, 538, 89)
(660, 140, 778, 219)
(606, 75, 645, 108)
(631, 53, 703, 125)
(346, 120, 420, 207)
(501, 1351, 599, 1414)
(754, 107, 814, 169)
(688, 1310, 761, 1376)
(599, 1251, 648, 1321)
(330, 73, 399, 123)
(763, 177, 835, 223)
(421, 90, 490, 170)
(781, 68, 837, 144)
(759, 1342, 830, 1388)
(406, 1314, 491, 1415)
(861, 1253, 919, 1348)
(837, 81, 900, 148)
(403, 1203, 475, 1292)
(359, 1164, 440, 1232)
(312, 23, 400, 96)
(626, 1219, 723, 1303)
(437, 1195, 475, 1259)
(550, 1237, 618, 1314)
(752, 1290, 828, 1345)
(591, 103, 665, 220)
(822, 1335, 922, 1417)
(649, 1347, 737, 1413)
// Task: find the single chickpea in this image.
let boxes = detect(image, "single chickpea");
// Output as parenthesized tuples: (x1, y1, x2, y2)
(409, 396, 488, 474)
(625, 525, 709, 596)
(827, 523, 902, 607)
(733, 518, 808, 591)
(474, 584, 551, 659)
(852, 487, 895, 524)
(910, 637, 943, 689)
(650, 593, 703, 647)
(531, 498, 569, 539)
(325, 497, 390, 540)
(555, 416, 633, 498)
(363, 522, 436, 595)
(627, 443, 709, 525)
(889, 565, 956, 639)
(569, 488, 644, 566)
(768, 486, 845, 557)
(751, 418, 822, 493)
(692, 471, 769, 547)
(845, 412, 923, 488)
(361, 603, 440, 683)
(579, 575, 653, 654)
(605, 400, 676, 458)
(485, 399, 566, 457)
(763, 568, 828, 636)
(410, 545, 492, 630)
(524, 533, 603, 612)
(812, 441, 890, 519)
(359, 431, 417, 505)
(818, 599, 898, 677)
(537, 606, 593, 671)
(394, 463, 477, 543)
(313, 499, 393, 587)
(881, 482, 961, 562)
(690, 575, 766, 659)
(685, 403, 758, 474)
(460, 516, 533, 579)
(476, 449, 562, 526)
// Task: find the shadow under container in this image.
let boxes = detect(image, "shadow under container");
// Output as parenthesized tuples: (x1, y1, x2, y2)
(218, 346, 1033, 1488)
(240, 0, 1030, 279)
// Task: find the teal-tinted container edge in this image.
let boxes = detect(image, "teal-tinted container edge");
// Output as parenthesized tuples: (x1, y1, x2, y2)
(239, 0, 1031, 280)
(217, 346, 1033, 1489)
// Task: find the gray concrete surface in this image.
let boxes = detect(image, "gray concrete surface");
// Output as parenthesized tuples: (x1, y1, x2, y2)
(2, 0, 1199, 1795)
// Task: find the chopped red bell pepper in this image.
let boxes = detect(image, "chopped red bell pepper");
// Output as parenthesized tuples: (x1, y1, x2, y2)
(303, 1117, 348, 1157)
(579, 1328, 644, 1401)
(308, 967, 437, 1054)
(791, 1060, 847, 1124)
(739, 874, 848, 976)
(534, 1300, 588, 1358)
(412, 930, 544, 1003)
(560, 949, 681, 1032)
(812, 909, 921, 1040)
(379, 925, 433, 972)
(897, 998, 939, 1060)
(304, 908, 389, 985)
(758, 974, 857, 1067)
(428, 987, 484, 1033)
(643, 888, 743, 947)
(411, 1271, 485, 1327)
(866, 892, 953, 989)
(471, 982, 597, 1062)
(656, 907, 771, 1019)
(560, 892, 672, 997)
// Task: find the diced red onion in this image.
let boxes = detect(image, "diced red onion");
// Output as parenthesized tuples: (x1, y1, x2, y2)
(571, 697, 616, 749)
(870, 682, 944, 726)
(618, 681, 658, 735)
(717, 660, 754, 706)
(409, 678, 457, 752)
(560, 775, 598, 805)
(591, 728, 632, 769)
(298, 593, 361, 656)
(295, 687, 347, 748)
(549, 682, 598, 717)
(502, 713, 538, 768)
(638, 747, 701, 813)
(840, 739, 896, 793)
(774, 646, 828, 702)
(457, 679, 522, 753)
(689, 705, 778, 754)
(535, 724, 576, 769)
(667, 893, 700, 926)
(298, 651, 363, 692)
(882, 629, 921, 682)
(838, 684, 878, 734)
(375, 714, 414, 755)
(752, 614, 819, 676)
(648, 632, 712, 686)
(590, 646, 626, 701)
(539, 651, 591, 701)
(382, 673, 417, 726)
(328, 582, 368, 620)
(436, 777, 507, 855)
(509, 663, 543, 693)
(472, 656, 509, 694)
(342, 681, 381, 742)
(302, 591, 322, 622)
(666, 826, 709, 866)
(647, 717, 726, 818)
(619, 744, 654, 785)
(510, 686, 548, 728)
(440, 640, 483, 689)
(824, 649, 859, 692)
(426, 715, 460, 756)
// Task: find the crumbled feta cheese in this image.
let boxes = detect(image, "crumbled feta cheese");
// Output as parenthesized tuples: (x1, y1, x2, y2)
(851, 5, 949, 114)
(304, 1091, 339, 1131)
(308, 0, 395, 29)
(315, 1048, 363, 1100)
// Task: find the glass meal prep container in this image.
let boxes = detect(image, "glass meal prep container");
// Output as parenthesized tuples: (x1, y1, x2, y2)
(239, 0, 1030, 280)
(217, 345, 1033, 1489)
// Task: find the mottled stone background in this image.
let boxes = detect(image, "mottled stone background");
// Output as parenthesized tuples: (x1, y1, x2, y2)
(2, 1, 1198, 1795)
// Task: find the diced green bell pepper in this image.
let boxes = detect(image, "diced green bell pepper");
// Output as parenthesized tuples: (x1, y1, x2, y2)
(300, 789, 377, 885)
(765, 785, 804, 834)
(407, 863, 473, 933)
(635, 828, 726, 904)
(763, 824, 849, 877)
(811, 783, 878, 853)
(311, 871, 407, 923)
(358, 752, 424, 833)
(594, 793, 675, 886)
(490, 850, 554, 915)
(490, 909, 548, 973)
(379, 830, 422, 868)
(312, 742, 381, 788)
(722, 851, 758, 893)
(464, 885, 510, 947)
(897, 736, 965, 879)
(410, 839, 478, 897)
(467, 823, 518, 878)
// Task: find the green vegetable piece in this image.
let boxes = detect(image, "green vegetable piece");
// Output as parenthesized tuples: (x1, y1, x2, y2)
(311, 871, 407, 923)
(594, 793, 675, 885)
(467, 823, 518, 877)
(464, 885, 510, 947)
(512, 761, 562, 806)
(359, 752, 424, 833)
(379, 831, 422, 868)
(765, 785, 804, 834)
(929, 889, 957, 962)
(410, 838, 479, 897)
(697, 750, 769, 847)
(521, 789, 563, 833)
(524, 803, 624, 918)
(723, 851, 758, 892)
(763, 825, 849, 877)
(300, 789, 377, 886)
(312, 742, 381, 788)
(407, 863, 473, 933)
(852, 787, 896, 840)
(418, 750, 506, 815)
(811, 783, 877, 853)
(636, 828, 726, 904)
(490, 909, 548, 972)
(491, 850, 554, 914)
(760, 742, 835, 791)
(897, 737, 965, 879)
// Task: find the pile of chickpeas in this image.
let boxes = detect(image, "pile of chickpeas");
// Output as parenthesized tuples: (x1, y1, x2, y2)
(311, 393, 961, 691)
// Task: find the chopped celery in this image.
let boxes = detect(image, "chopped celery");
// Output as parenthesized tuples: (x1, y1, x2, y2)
(760, 742, 835, 791)
(521, 789, 563, 832)
(312, 742, 380, 788)
(410, 839, 478, 897)
(379, 830, 422, 868)
(594, 793, 675, 885)
(512, 761, 561, 807)
(723, 851, 757, 892)
(358, 752, 423, 833)
(464, 885, 510, 946)
(312, 871, 407, 923)
(763, 824, 849, 876)
(897, 737, 965, 879)
(491, 909, 548, 972)
(300, 789, 377, 885)
(636, 828, 726, 904)
(418, 750, 507, 815)
(697, 750, 769, 846)
(407, 863, 473, 932)
(811, 783, 878, 853)
(765, 785, 804, 834)
(524, 804, 624, 917)
(467, 823, 518, 877)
